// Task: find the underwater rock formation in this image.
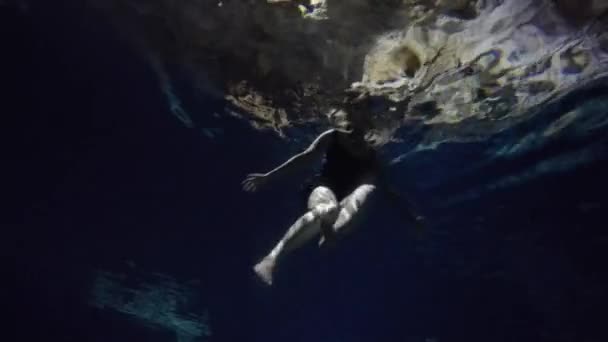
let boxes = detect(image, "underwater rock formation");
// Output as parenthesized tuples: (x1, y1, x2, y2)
(90, 0, 607, 148)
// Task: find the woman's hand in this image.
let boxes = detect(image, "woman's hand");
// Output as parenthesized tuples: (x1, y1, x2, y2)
(241, 173, 269, 192)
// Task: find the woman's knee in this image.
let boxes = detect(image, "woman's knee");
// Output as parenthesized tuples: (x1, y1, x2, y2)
(308, 186, 338, 209)
(344, 184, 376, 208)
(356, 184, 376, 198)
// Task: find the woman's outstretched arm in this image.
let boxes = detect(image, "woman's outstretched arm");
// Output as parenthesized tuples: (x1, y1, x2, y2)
(242, 129, 336, 192)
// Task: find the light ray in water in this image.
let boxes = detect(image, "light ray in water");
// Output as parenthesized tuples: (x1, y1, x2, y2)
(89, 270, 211, 342)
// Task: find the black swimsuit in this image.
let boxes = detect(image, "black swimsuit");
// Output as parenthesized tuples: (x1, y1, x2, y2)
(305, 132, 378, 201)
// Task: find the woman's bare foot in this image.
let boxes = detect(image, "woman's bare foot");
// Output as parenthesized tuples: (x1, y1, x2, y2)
(253, 256, 276, 286)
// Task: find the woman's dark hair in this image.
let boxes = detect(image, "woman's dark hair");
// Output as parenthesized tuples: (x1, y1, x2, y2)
(327, 90, 393, 148)
(327, 108, 353, 132)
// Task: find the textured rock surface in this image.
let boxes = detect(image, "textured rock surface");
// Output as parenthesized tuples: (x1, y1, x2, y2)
(91, 0, 608, 147)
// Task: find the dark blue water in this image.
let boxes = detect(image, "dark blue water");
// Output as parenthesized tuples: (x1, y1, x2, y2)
(5, 2, 608, 342)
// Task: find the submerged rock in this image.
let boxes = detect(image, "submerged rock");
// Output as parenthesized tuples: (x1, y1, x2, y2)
(91, 0, 607, 150)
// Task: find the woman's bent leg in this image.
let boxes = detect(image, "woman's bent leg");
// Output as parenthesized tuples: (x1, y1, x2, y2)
(253, 186, 338, 285)
(333, 183, 376, 235)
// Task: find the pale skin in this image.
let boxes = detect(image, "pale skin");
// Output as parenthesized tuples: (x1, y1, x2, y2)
(243, 128, 424, 286)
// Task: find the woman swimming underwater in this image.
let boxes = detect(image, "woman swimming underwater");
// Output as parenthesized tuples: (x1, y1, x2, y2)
(243, 106, 424, 285)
